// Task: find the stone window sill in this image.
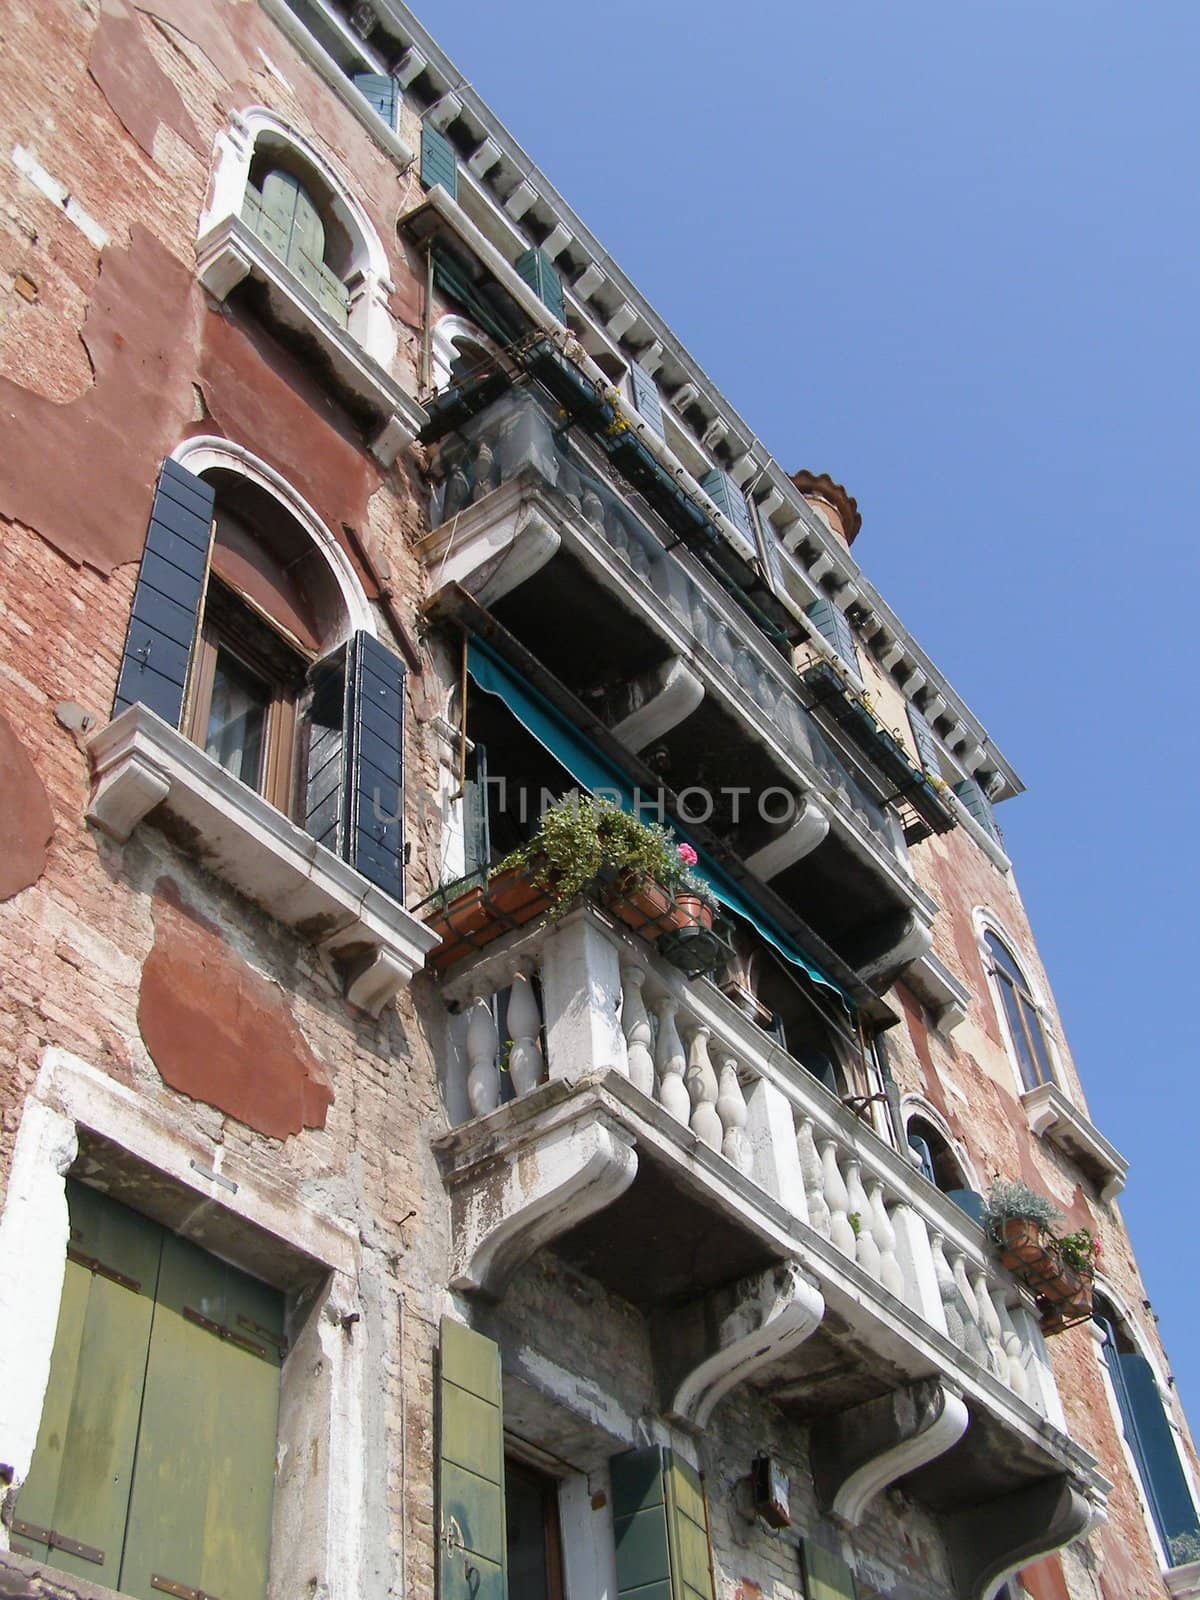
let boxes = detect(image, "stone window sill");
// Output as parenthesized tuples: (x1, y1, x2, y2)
(86, 705, 439, 1014)
(1021, 1081, 1129, 1202)
(195, 214, 426, 464)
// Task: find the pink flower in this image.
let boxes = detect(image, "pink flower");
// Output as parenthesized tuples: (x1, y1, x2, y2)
(677, 843, 698, 867)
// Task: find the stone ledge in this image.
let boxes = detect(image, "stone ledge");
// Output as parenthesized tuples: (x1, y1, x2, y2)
(86, 705, 439, 1015)
(1021, 1081, 1129, 1202)
(196, 213, 426, 464)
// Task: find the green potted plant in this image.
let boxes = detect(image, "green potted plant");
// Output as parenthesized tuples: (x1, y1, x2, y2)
(981, 1180, 1100, 1333)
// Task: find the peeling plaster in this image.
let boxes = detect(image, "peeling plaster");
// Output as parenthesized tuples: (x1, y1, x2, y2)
(0, 712, 54, 900)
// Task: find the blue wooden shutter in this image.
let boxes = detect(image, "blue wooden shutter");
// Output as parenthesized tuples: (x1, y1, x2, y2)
(421, 124, 458, 201)
(348, 632, 406, 899)
(113, 460, 214, 726)
(629, 361, 665, 439)
(303, 632, 406, 901)
(699, 467, 755, 552)
(908, 1133, 937, 1186)
(806, 596, 860, 677)
(353, 72, 397, 128)
(907, 703, 942, 776)
(1100, 1328, 1200, 1550)
(953, 777, 1000, 842)
(439, 1318, 506, 1600)
(515, 248, 565, 322)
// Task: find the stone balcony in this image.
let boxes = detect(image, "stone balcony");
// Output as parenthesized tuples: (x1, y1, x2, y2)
(431, 900, 1108, 1593)
(417, 388, 938, 991)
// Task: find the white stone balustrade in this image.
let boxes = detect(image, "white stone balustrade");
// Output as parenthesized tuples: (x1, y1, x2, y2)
(439, 903, 1061, 1426)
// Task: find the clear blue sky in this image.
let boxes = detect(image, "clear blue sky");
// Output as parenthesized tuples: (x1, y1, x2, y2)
(428, 2, 1200, 1407)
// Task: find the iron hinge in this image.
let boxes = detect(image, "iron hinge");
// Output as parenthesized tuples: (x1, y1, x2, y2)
(11, 1517, 104, 1565)
(66, 1245, 141, 1294)
(183, 1306, 268, 1358)
(152, 1573, 224, 1600)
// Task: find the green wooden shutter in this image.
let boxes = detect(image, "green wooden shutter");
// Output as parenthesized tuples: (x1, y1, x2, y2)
(515, 248, 565, 323)
(953, 777, 1001, 842)
(439, 1318, 506, 1600)
(906, 703, 942, 776)
(629, 361, 665, 439)
(806, 596, 860, 678)
(802, 1540, 858, 1599)
(354, 71, 398, 128)
(611, 1446, 715, 1600)
(119, 1234, 283, 1600)
(699, 467, 756, 553)
(112, 459, 215, 726)
(422, 124, 459, 200)
(13, 1182, 162, 1588)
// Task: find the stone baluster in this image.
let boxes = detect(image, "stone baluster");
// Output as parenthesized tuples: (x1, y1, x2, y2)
(619, 964, 654, 1096)
(971, 1266, 1008, 1382)
(950, 1250, 988, 1366)
(890, 1204, 945, 1324)
(844, 1159, 881, 1280)
(472, 437, 497, 498)
(930, 1232, 965, 1345)
(690, 594, 711, 653)
(712, 624, 736, 672)
(819, 1139, 857, 1258)
(580, 483, 605, 528)
(685, 1024, 722, 1151)
(992, 1289, 1029, 1402)
(867, 1179, 906, 1299)
(505, 964, 545, 1098)
(442, 455, 472, 519)
(654, 996, 689, 1125)
(795, 1115, 831, 1238)
(714, 1051, 754, 1176)
(465, 994, 501, 1117)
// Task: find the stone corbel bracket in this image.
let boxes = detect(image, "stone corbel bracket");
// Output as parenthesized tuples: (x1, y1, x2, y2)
(812, 1380, 970, 1527)
(660, 1260, 825, 1430)
(944, 1474, 1101, 1600)
(432, 1080, 637, 1301)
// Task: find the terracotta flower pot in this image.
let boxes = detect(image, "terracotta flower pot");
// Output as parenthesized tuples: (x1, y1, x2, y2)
(423, 863, 554, 971)
(673, 893, 714, 931)
(997, 1218, 1094, 1333)
(604, 872, 679, 937)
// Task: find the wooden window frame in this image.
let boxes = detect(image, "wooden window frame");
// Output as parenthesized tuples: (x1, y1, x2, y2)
(984, 930, 1055, 1092)
(185, 578, 311, 818)
(504, 1454, 566, 1600)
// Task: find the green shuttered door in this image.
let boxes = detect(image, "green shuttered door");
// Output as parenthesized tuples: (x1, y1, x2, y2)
(440, 1317, 506, 1600)
(611, 1446, 716, 1600)
(14, 1182, 282, 1600)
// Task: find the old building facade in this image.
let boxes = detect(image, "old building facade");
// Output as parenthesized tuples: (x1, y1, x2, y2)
(0, 4, 1195, 1600)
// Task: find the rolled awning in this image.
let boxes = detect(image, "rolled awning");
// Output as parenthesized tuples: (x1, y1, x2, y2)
(467, 638, 850, 1007)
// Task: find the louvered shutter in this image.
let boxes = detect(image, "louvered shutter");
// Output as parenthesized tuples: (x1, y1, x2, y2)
(439, 1318, 506, 1600)
(302, 632, 406, 901)
(802, 1540, 858, 1599)
(515, 247, 565, 322)
(113, 460, 214, 726)
(611, 1446, 716, 1600)
(907, 703, 942, 776)
(806, 596, 859, 672)
(353, 71, 398, 128)
(953, 777, 1001, 842)
(421, 124, 458, 201)
(699, 466, 756, 552)
(629, 361, 665, 439)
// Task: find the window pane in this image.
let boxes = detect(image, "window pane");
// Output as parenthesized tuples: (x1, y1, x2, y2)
(985, 931, 1026, 988)
(206, 649, 268, 790)
(505, 1461, 557, 1600)
(998, 975, 1040, 1090)
(1021, 995, 1055, 1085)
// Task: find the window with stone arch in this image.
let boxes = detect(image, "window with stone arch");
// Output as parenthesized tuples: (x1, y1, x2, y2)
(979, 918, 1057, 1093)
(902, 1100, 984, 1223)
(1092, 1289, 1200, 1564)
(111, 440, 410, 904)
(199, 108, 396, 371)
(431, 313, 505, 393)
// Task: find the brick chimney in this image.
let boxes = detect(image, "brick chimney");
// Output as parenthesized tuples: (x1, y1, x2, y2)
(789, 471, 861, 547)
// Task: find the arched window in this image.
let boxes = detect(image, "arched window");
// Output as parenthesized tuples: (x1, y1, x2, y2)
(984, 928, 1056, 1092)
(431, 314, 504, 392)
(904, 1109, 982, 1222)
(1093, 1293, 1200, 1562)
(243, 159, 351, 327)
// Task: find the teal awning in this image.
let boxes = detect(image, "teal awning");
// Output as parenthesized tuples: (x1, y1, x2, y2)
(467, 639, 850, 1007)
